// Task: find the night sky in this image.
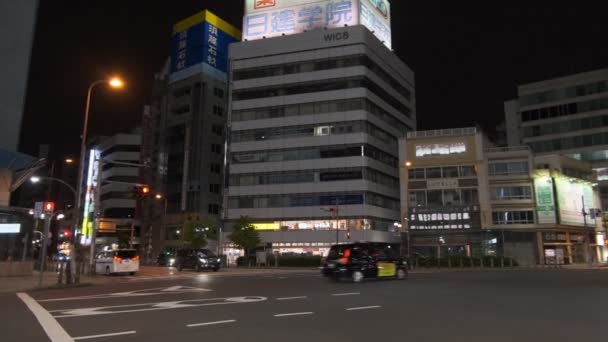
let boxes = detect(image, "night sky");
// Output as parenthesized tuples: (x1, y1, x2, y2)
(20, 1, 608, 159)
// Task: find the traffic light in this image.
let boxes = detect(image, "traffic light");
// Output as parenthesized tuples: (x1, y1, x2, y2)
(58, 230, 70, 239)
(43, 201, 55, 213)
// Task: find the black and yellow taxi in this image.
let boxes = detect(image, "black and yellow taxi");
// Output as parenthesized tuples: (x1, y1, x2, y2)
(321, 242, 407, 282)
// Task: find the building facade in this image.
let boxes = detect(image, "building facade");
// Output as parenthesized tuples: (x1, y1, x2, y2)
(225, 24, 415, 256)
(142, 11, 240, 254)
(400, 127, 607, 265)
(85, 133, 142, 249)
(504, 68, 608, 208)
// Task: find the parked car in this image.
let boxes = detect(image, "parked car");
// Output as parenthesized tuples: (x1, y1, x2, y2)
(156, 252, 176, 267)
(321, 242, 407, 283)
(176, 249, 221, 272)
(95, 249, 140, 275)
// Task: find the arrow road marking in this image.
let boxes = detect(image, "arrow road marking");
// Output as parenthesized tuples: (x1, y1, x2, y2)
(52, 296, 267, 318)
(38, 286, 212, 302)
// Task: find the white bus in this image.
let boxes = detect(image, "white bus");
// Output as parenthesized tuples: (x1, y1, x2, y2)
(95, 249, 140, 275)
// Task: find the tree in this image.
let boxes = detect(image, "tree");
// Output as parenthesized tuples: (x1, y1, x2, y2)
(229, 216, 261, 257)
(181, 218, 217, 249)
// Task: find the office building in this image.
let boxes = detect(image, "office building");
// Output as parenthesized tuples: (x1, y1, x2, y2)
(81, 132, 142, 249)
(225, 0, 415, 256)
(400, 127, 606, 265)
(142, 11, 240, 254)
(505, 68, 608, 207)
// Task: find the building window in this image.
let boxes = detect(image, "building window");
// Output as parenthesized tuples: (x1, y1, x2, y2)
(426, 168, 442, 179)
(211, 144, 222, 154)
(492, 211, 535, 225)
(408, 191, 426, 207)
(209, 184, 220, 194)
(213, 105, 224, 117)
(459, 165, 476, 177)
(210, 163, 221, 174)
(408, 168, 425, 179)
(211, 124, 223, 137)
(213, 87, 224, 98)
(442, 166, 459, 178)
(488, 161, 529, 176)
(427, 190, 443, 206)
(491, 186, 532, 200)
(208, 204, 220, 215)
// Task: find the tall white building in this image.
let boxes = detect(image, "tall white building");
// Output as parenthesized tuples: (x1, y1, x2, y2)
(505, 68, 608, 207)
(226, 22, 415, 255)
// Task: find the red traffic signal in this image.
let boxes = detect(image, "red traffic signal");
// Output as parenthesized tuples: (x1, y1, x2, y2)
(43, 202, 55, 213)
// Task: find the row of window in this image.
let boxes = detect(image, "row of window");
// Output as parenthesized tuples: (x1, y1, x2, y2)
(488, 161, 529, 176)
(523, 114, 608, 138)
(233, 54, 412, 100)
(228, 192, 400, 210)
(492, 211, 535, 225)
(230, 144, 398, 167)
(229, 167, 399, 188)
(231, 120, 397, 145)
(232, 97, 412, 133)
(519, 80, 608, 106)
(408, 165, 476, 179)
(99, 145, 140, 158)
(232, 76, 411, 117)
(529, 131, 608, 153)
(491, 186, 532, 200)
(408, 189, 479, 207)
(521, 96, 608, 122)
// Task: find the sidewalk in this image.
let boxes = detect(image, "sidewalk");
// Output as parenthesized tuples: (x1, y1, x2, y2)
(0, 272, 98, 294)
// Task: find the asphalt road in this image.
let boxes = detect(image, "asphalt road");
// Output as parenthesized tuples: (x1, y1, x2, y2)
(3, 268, 608, 341)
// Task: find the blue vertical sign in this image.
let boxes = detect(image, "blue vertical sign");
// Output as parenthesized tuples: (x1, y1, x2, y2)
(170, 10, 241, 83)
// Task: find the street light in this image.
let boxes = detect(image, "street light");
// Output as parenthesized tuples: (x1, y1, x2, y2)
(74, 77, 125, 278)
(30, 176, 41, 184)
(64, 158, 75, 164)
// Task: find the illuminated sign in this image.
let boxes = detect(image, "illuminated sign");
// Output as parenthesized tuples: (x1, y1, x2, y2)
(415, 142, 466, 157)
(554, 176, 596, 227)
(533, 170, 557, 224)
(0, 224, 20, 234)
(170, 10, 241, 83)
(253, 223, 281, 230)
(597, 233, 606, 247)
(243, 0, 392, 49)
(427, 179, 459, 190)
(81, 149, 100, 246)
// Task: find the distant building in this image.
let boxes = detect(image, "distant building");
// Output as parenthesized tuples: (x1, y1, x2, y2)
(0, 0, 38, 152)
(399, 127, 606, 265)
(81, 132, 142, 249)
(225, 1, 415, 258)
(504, 68, 608, 208)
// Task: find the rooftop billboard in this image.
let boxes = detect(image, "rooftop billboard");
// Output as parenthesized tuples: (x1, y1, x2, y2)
(243, 0, 392, 49)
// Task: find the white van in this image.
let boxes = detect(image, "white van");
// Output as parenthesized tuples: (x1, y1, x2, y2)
(95, 249, 140, 275)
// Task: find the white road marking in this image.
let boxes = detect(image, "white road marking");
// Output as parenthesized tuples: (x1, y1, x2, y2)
(38, 286, 212, 302)
(274, 312, 314, 317)
(187, 320, 237, 328)
(52, 296, 267, 318)
(276, 296, 307, 301)
(346, 305, 381, 311)
(331, 292, 360, 296)
(73, 331, 136, 340)
(16, 292, 74, 342)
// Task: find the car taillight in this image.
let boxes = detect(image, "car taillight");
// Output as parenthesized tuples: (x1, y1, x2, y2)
(114, 256, 123, 262)
(132, 256, 140, 261)
(339, 249, 351, 264)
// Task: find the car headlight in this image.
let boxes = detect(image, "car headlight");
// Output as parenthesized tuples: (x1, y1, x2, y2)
(169, 258, 175, 265)
(199, 258, 208, 263)
(217, 258, 221, 263)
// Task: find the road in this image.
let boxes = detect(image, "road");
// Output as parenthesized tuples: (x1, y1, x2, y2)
(2, 268, 607, 341)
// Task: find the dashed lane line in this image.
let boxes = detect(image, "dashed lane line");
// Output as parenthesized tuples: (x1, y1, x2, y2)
(331, 292, 361, 296)
(274, 312, 314, 317)
(73, 331, 136, 340)
(187, 320, 237, 328)
(276, 296, 307, 301)
(346, 306, 382, 311)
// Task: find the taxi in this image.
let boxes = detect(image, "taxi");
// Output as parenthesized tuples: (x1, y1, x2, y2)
(321, 242, 407, 283)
